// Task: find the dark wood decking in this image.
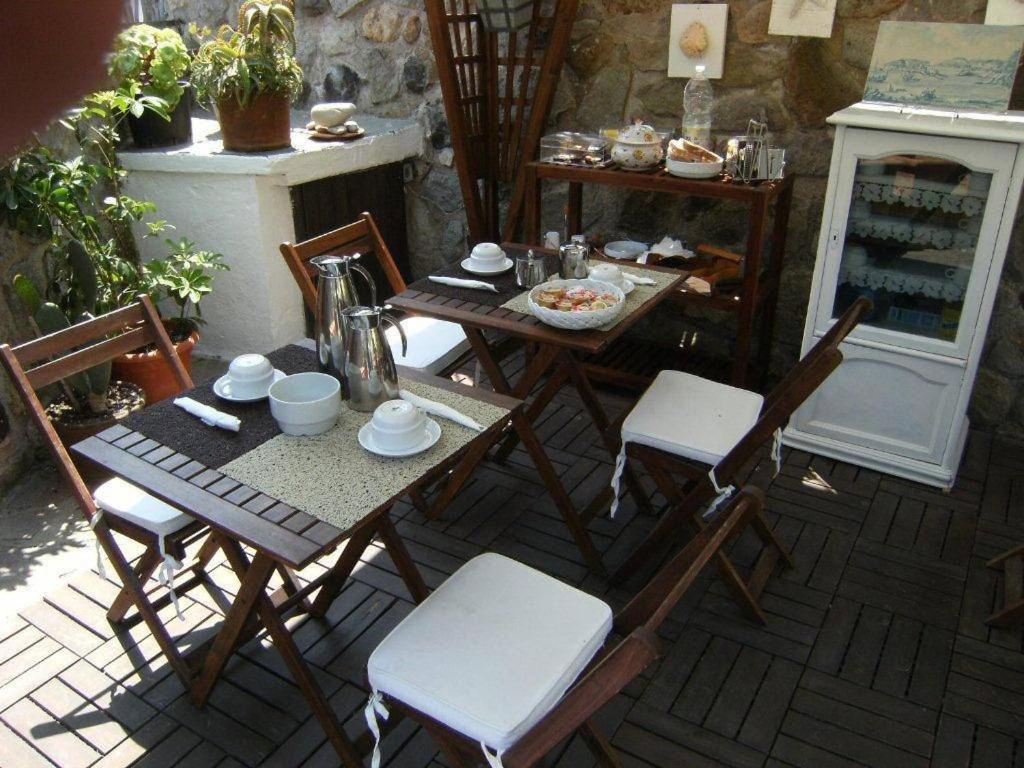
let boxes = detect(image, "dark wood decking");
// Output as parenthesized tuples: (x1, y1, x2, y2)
(1, 369, 1022, 767)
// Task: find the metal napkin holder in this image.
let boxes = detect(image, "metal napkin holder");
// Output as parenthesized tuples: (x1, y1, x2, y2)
(725, 118, 786, 182)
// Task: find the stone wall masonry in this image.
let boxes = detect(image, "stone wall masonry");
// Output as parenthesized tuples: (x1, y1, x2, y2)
(138, 0, 1024, 441)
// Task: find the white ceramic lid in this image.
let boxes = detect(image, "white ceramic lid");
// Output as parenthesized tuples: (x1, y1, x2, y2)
(617, 122, 659, 145)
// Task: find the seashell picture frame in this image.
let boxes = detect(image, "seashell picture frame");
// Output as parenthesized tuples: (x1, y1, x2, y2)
(667, 3, 727, 79)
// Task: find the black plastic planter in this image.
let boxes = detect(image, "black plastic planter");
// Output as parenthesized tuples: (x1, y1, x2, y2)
(127, 85, 193, 149)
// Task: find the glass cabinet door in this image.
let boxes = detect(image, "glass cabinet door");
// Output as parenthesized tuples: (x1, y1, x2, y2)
(819, 129, 1014, 357)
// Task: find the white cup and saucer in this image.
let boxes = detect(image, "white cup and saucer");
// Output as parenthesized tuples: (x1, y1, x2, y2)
(461, 242, 513, 275)
(588, 262, 635, 295)
(213, 354, 286, 402)
(358, 399, 441, 457)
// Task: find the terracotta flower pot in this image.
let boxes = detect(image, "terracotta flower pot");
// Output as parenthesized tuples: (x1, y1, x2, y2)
(112, 329, 199, 405)
(216, 91, 292, 152)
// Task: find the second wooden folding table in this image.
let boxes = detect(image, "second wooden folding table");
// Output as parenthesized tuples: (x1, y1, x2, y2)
(388, 246, 684, 573)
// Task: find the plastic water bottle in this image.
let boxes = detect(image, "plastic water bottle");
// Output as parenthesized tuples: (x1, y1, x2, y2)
(682, 64, 714, 150)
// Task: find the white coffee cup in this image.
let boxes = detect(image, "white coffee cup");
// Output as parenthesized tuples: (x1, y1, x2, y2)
(225, 354, 275, 399)
(469, 242, 505, 270)
(370, 400, 427, 451)
(588, 262, 624, 287)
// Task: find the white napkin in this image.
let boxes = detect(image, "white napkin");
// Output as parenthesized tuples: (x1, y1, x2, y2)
(621, 271, 657, 286)
(399, 389, 484, 432)
(684, 276, 712, 295)
(428, 276, 498, 293)
(174, 397, 241, 432)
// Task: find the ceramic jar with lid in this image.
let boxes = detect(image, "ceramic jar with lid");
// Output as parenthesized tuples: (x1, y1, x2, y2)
(611, 122, 665, 171)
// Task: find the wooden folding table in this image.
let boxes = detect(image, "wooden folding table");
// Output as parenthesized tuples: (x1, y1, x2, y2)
(388, 248, 684, 573)
(71, 348, 521, 767)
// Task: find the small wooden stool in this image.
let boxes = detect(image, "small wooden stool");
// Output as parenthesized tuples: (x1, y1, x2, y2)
(986, 544, 1024, 627)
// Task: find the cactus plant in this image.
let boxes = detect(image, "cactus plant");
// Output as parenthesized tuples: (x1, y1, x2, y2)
(13, 239, 113, 414)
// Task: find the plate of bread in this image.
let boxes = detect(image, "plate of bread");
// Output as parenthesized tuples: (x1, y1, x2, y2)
(666, 138, 724, 179)
(528, 279, 626, 330)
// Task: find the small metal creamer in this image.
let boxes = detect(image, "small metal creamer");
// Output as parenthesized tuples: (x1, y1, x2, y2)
(559, 234, 590, 279)
(341, 305, 408, 412)
(515, 249, 548, 288)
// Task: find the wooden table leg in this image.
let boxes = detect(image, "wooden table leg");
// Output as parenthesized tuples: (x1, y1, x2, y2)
(426, 420, 506, 518)
(492, 359, 569, 462)
(525, 163, 542, 244)
(512, 410, 606, 575)
(465, 327, 514, 395)
(561, 351, 654, 517)
(191, 546, 276, 707)
(252, 562, 364, 768)
(734, 197, 768, 387)
(567, 181, 583, 237)
(378, 513, 430, 603)
(310, 522, 379, 617)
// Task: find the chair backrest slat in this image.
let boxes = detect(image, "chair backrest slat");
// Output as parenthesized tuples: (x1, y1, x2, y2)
(279, 212, 407, 313)
(0, 296, 193, 522)
(26, 326, 153, 389)
(14, 304, 147, 367)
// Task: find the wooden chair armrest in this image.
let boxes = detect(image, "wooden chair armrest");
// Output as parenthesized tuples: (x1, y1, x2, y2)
(503, 629, 661, 768)
(695, 243, 743, 263)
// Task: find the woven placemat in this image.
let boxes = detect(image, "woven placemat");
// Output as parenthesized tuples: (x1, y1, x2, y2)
(219, 379, 510, 531)
(121, 345, 318, 469)
(499, 263, 679, 331)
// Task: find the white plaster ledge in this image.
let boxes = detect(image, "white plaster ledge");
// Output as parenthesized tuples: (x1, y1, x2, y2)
(119, 114, 423, 186)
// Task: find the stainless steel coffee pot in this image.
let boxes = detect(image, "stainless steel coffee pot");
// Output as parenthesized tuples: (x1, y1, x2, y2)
(341, 305, 408, 412)
(311, 253, 377, 392)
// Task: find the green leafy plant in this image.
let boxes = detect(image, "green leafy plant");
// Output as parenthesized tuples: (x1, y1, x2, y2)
(109, 24, 191, 111)
(13, 240, 112, 413)
(190, 1, 303, 107)
(140, 238, 229, 335)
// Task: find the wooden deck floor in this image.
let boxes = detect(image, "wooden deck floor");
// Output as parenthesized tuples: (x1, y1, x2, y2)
(1, 375, 1023, 768)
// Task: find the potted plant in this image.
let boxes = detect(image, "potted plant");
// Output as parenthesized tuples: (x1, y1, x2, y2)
(110, 237, 228, 403)
(109, 24, 193, 148)
(191, 1, 303, 152)
(12, 241, 146, 446)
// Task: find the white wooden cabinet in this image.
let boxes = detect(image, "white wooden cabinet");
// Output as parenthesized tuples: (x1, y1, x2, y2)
(784, 103, 1024, 488)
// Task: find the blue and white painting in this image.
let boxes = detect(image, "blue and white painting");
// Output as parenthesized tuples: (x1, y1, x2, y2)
(865, 21, 1024, 111)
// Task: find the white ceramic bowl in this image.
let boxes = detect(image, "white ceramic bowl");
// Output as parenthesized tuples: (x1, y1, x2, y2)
(369, 399, 427, 451)
(528, 279, 626, 330)
(469, 242, 506, 270)
(268, 372, 341, 436)
(588, 263, 624, 288)
(603, 240, 646, 260)
(665, 156, 724, 179)
(225, 354, 275, 399)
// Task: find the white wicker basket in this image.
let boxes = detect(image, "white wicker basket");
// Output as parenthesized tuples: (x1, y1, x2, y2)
(527, 279, 626, 330)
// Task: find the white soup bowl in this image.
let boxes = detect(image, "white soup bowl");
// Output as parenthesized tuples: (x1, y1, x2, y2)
(269, 372, 341, 436)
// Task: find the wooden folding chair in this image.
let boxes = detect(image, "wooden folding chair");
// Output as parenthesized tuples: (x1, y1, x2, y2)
(280, 211, 473, 377)
(608, 298, 873, 609)
(0, 296, 218, 687)
(363, 487, 769, 768)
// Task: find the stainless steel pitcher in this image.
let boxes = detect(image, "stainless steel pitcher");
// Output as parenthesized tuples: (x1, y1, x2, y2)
(311, 253, 377, 393)
(340, 305, 408, 412)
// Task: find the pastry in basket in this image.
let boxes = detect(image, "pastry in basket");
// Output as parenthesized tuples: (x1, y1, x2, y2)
(668, 138, 721, 163)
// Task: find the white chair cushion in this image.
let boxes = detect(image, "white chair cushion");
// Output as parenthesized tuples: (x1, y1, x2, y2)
(368, 553, 613, 754)
(386, 317, 470, 375)
(93, 477, 192, 539)
(622, 370, 764, 466)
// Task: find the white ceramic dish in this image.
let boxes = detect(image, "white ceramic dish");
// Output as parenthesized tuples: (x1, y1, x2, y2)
(603, 241, 647, 260)
(213, 369, 286, 402)
(358, 418, 441, 457)
(268, 372, 341, 436)
(527, 279, 626, 330)
(461, 256, 513, 275)
(666, 156, 724, 179)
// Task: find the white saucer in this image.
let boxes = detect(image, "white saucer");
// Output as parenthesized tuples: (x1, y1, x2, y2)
(461, 257, 513, 276)
(358, 417, 441, 457)
(592, 278, 635, 295)
(213, 369, 286, 402)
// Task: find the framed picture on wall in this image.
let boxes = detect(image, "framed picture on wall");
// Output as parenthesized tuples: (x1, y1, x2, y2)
(768, 0, 837, 38)
(865, 21, 1024, 111)
(667, 3, 728, 79)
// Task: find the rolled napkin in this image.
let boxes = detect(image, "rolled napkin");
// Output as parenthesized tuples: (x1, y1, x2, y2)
(621, 270, 657, 286)
(428, 276, 499, 293)
(399, 389, 484, 432)
(174, 397, 241, 432)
